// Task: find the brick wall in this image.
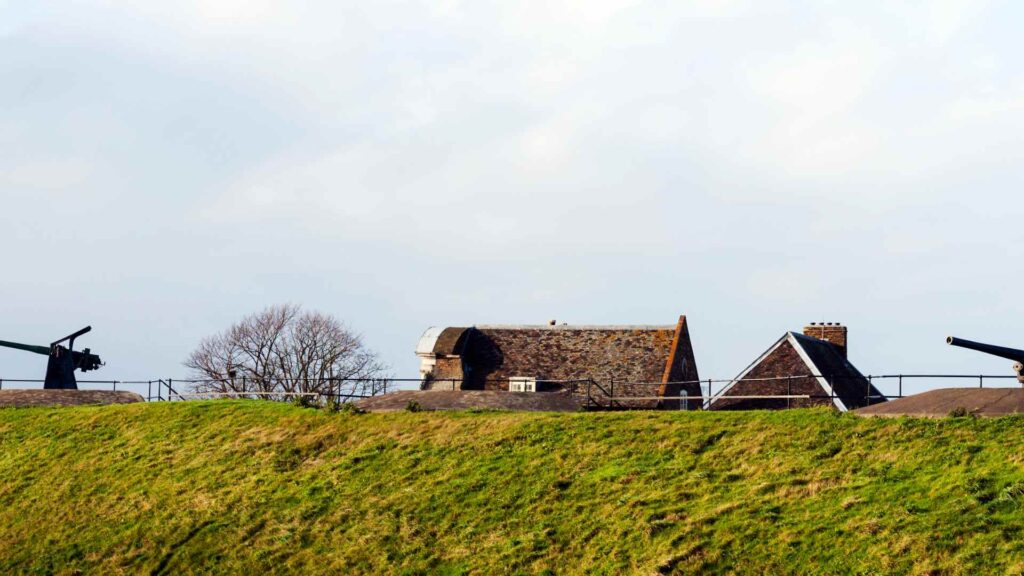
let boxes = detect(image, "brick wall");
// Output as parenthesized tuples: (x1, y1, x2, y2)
(803, 323, 847, 358)
(711, 340, 834, 410)
(423, 357, 464, 390)
(659, 316, 702, 410)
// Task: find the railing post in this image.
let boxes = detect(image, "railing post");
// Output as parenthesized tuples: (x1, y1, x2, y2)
(148, 380, 152, 402)
(113, 381, 117, 392)
(787, 376, 792, 409)
(898, 375, 903, 398)
(980, 375, 984, 389)
(610, 378, 615, 409)
(867, 375, 872, 405)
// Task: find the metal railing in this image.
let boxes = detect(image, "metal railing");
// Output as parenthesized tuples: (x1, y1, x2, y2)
(0, 373, 1019, 408)
(0, 377, 387, 403)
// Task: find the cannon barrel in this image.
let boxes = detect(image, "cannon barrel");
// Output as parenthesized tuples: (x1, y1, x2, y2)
(946, 336, 1024, 363)
(0, 339, 51, 356)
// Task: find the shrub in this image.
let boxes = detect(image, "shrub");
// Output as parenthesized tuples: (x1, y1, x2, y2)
(291, 394, 318, 409)
(338, 402, 366, 415)
(948, 407, 975, 418)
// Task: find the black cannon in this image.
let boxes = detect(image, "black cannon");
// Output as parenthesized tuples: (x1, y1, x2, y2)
(0, 326, 103, 389)
(947, 336, 1024, 384)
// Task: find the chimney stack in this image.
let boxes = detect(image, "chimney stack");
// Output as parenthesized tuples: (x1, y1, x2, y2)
(805, 322, 848, 358)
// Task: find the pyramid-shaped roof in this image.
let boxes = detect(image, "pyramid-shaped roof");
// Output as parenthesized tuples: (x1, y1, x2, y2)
(709, 331, 884, 411)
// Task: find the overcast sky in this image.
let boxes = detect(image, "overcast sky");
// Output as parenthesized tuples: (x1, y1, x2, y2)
(3, 1, 1024, 395)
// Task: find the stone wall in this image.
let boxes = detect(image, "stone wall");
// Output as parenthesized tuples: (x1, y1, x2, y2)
(462, 327, 673, 389)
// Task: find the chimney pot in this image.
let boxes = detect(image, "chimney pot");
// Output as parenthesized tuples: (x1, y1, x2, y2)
(803, 322, 848, 359)
(549, 319, 557, 326)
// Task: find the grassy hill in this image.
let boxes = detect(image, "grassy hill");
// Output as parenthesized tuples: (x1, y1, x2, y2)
(3, 402, 1024, 575)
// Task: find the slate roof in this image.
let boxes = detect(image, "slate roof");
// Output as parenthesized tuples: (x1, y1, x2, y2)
(710, 331, 885, 411)
(789, 332, 883, 409)
(416, 317, 702, 406)
(432, 327, 470, 355)
(463, 324, 682, 384)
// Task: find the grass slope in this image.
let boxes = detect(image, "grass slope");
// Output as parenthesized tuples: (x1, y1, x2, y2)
(3, 402, 1024, 575)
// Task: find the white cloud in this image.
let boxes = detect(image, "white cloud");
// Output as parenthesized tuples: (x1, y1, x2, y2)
(4, 0, 1024, 380)
(0, 158, 93, 191)
(920, 0, 989, 46)
(948, 92, 1024, 121)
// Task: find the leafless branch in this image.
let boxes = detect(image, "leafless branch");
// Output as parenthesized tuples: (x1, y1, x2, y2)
(183, 304, 390, 397)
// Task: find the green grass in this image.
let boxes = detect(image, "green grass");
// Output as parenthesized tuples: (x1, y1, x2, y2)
(3, 402, 1024, 575)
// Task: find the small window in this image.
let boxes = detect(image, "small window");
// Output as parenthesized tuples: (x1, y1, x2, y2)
(680, 389, 688, 411)
(509, 377, 537, 392)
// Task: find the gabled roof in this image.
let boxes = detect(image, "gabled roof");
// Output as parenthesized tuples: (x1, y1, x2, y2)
(709, 331, 882, 411)
(474, 324, 676, 330)
(466, 324, 682, 384)
(416, 317, 699, 390)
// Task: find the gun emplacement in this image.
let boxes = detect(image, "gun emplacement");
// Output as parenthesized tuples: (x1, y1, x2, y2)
(947, 336, 1024, 384)
(0, 326, 103, 389)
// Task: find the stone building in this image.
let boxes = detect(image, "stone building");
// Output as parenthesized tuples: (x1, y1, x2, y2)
(708, 323, 886, 411)
(415, 316, 701, 409)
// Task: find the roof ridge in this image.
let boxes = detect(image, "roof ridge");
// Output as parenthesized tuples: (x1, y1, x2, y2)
(785, 333, 847, 411)
(474, 324, 676, 330)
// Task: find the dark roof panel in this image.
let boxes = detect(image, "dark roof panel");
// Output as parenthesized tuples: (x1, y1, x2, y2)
(433, 327, 470, 355)
(790, 332, 885, 409)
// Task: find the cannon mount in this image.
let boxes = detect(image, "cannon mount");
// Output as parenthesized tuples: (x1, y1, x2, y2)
(0, 326, 103, 389)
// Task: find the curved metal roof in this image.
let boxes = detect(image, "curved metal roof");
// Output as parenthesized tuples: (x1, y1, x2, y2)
(415, 327, 445, 356)
(415, 327, 471, 356)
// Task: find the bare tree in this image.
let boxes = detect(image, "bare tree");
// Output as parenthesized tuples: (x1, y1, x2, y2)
(185, 305, 389, 398)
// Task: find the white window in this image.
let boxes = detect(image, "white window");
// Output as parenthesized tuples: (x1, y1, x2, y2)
(680, 389, 688, 411)
(509, 377, 537, 392)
